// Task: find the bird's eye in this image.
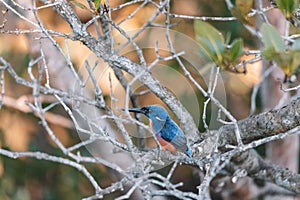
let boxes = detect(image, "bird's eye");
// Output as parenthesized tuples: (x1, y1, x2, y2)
(142, 107, 151, 113)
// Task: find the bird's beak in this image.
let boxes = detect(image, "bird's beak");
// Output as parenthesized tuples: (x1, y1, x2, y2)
(127, 108, 145, 114)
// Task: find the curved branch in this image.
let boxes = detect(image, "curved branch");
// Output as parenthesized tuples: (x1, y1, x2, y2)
(218, 97, 300, 147)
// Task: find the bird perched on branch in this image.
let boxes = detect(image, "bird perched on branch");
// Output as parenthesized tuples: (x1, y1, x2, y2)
(127, 105, 192, 157)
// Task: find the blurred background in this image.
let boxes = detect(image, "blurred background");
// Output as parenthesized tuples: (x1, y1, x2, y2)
(0, 0, 288, 199)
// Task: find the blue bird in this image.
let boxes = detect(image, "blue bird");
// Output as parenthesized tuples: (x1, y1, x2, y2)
(128, 105, 192, 157)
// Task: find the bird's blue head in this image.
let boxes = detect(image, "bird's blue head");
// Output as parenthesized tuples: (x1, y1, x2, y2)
(128, 105, 169, 133)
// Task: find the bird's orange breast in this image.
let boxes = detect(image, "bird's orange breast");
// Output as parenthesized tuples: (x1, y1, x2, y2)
(149, 120, 177, 154)
(156, 134, 177, 154)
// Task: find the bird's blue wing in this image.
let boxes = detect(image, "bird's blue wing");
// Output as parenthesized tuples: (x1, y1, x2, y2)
(159, 120, 177, 143)
(160, 119, 191, 156)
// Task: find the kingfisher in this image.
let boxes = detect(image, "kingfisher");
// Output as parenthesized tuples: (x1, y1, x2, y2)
(127, 105, 192, 157)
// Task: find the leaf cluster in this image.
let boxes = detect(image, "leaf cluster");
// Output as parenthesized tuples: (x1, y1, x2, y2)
(276, 0, 299, 19)
(194, 20, 244, 72)
(261, 23, 300, 78)
(271, 0, 300, 26)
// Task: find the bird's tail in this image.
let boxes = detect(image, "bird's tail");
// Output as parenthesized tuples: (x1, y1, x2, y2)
(186, 147, 193, 158)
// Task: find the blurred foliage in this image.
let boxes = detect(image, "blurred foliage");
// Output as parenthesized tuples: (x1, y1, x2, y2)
(276, 0, 299, 19)
(198, 0, 257, 47)
(0, 155, 87, 200)
(194, 20, 244, 72)
(93, 0, 102, 11)
(0, 129, 120, 200)
(261, 23, 300, 79)
(1, 51, 31, 77)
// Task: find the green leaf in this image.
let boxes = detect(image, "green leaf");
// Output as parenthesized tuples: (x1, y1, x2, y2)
(261, 23, 300, 77)
(194, 20, 225, 64)
(228, 38, 244, 61)
(276, 0, 298, 18)
(277, 51, 293, 66)
(291, 51, 300, 74)
(262, 47, 277, 59)
(221, 38, 243, 70)
(261, 23, 285, 52)
(293, 63, 300, 74)
(273, 51, 299, 76)
(94, 0, 102, 11)
(280, 53, 294, 76)
(70, 1, 88, 10)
